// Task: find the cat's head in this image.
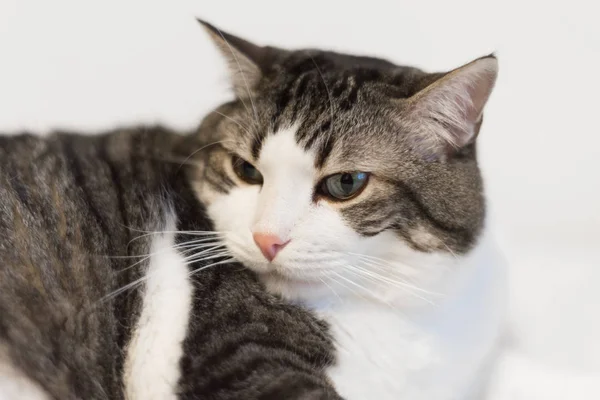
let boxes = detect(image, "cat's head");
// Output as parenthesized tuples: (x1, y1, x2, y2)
(189, 20, 497, 305)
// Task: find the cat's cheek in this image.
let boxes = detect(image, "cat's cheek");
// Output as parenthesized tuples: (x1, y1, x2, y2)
(206, 186, 262, 261)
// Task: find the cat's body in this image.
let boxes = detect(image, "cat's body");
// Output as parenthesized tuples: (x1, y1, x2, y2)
(0, 130, 339, 399)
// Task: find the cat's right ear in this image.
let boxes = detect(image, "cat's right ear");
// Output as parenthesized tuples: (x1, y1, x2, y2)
(198, 19, 269, 99)
(399, 55, 498, 161)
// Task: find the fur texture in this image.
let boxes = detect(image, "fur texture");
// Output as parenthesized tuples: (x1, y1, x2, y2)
(0, 129, 339, 399)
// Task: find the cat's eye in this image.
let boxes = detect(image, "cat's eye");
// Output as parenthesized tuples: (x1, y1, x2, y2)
(319, 172, 369, 201)
(232, 156, 263, 185)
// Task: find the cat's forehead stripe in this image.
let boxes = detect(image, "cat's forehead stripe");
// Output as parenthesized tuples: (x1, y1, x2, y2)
(315, 135, 335, 169)
(255, 66, 374, 165)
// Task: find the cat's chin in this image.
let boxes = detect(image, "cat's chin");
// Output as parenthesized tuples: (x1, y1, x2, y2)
(257, 270, 332, 302)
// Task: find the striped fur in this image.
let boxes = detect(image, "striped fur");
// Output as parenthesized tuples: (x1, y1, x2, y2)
(0, 129, 339, 399)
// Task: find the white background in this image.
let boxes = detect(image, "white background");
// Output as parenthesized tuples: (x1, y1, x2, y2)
(1, 0, 599, 395)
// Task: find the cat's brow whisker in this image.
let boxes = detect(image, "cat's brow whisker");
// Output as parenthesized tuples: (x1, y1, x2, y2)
(309, 55, 336, 150)
(177, 139, 237, 172)
(212, 110, 252, 135)
(213, 28, 260, 125)
(151, 155, 204, 168)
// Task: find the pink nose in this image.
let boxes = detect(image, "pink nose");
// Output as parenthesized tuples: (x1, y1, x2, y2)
(252, 233, 289, 262)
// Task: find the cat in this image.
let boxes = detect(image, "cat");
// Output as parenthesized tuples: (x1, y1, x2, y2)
(190, 20, 507, 400)
(0, 18, 506, 400)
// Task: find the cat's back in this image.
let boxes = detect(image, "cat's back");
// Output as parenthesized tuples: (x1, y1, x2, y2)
(0, 128, 180, 261)
(0, 129, 173, 272)
(0, 129, 179, 399)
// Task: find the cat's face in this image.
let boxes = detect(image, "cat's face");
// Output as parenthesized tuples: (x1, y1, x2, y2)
(190, 21, 497, 305)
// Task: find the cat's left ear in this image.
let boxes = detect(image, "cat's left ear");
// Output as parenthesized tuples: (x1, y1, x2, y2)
(402, 55, 498, 161)
(198, 19, 273, 99)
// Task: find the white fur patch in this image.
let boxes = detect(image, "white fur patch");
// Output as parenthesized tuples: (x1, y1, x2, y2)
(252, 124, 316, 238)
(123, 213, 192, 400)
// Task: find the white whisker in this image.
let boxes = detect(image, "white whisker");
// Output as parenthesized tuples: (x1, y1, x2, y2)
(309, 55, 336, 154)
(349, 252, 430, 284)
(182, 248, 229, 264)
(344, 264, 436, 305)
(176, 139, 237, 172)
(212, 110, 252, 135)
(176, 243, 225, 255)
(112, 239, 225, 275)
(352, 257, 440, 297)
(213, 28, 260, 125)
(328, 274, 366, 300)
(331, 271, 380, 300)
(98, 249, 231, 304)
(319, 277, 342, 303)
(187, 257, 237, 277)
(98, 275, 148, 304)
(126, 229, 224, 247)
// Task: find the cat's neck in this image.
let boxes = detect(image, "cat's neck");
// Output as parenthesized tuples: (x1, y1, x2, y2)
(303, 230, 508, 400)
(302, 228, 505, 320)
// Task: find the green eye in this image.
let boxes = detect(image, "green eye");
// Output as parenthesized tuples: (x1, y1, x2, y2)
(232, 156, 263, 185)
(320, 172, 369, 200)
